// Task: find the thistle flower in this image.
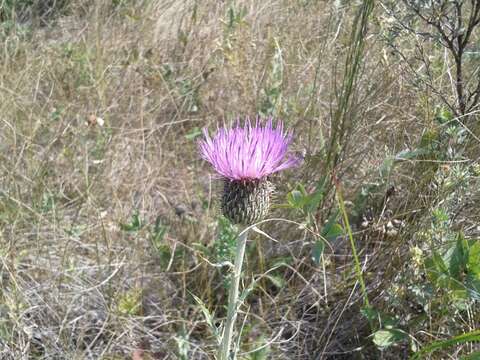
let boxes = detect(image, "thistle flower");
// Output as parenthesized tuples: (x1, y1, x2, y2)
(199, 117, 301, 224)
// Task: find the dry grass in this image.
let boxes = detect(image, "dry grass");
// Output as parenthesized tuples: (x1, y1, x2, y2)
(0, 0, 479, 359)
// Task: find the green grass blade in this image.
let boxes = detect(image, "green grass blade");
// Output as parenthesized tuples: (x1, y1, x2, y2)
(411, 330, 480, 359)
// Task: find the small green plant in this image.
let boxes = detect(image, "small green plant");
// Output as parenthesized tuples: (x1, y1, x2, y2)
(361, 307, 409, 350)
(284, 180, 342, 265)
(60, 42, 93, 88)
(40, 191, 56, 213)
(120, 210, 143, 232)
(117, 288, 142, 316)
(285, 180, 326, 221)
(149, 217, 173, 269)
(425, 233, 480, 302)
(0, 0, 34, 22)
(225, 3, 247, 32)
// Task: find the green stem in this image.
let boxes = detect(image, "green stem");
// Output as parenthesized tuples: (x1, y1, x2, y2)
(219, 228, 248, 360)
(336, 184, 370, 309)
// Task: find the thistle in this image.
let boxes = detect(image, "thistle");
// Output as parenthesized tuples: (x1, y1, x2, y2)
(199, 117, 300, 360)
(199, 117, 300, 225)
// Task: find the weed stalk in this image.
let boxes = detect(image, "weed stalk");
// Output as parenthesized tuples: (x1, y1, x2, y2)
(335, 180, 370, 309)
(219, 228, 248, 360)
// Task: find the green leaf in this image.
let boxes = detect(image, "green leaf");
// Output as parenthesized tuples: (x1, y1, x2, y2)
(40, 192, 55, 213)
(395, 148, 429, 161)
(265, 274, 286, 289)
(361, 307, 398, 328)
(286, 186, 309, 211)
(154, 244, 172, 269)
(288, 190, 305, 208)
(361, 306, 379, 323)
(185, 127, 202, 140)
(190, 292, 219, 340)
(324, 223, 343, 241)
(420, 129, 440, 148)
(373, 329, 408, 349)
(120, 210, 143, 232)
(446, 233, 469, 279)
(467, 241, 480, 278)
(305, 177, 327, 213)
(466, 275, 480, 300)
(379, 156, 394, 179)
(269, 256, 293, 268)
(311, 240, 325, 265)
(117, 288, 142, 316)
(286, 181, 327, 215)
(320, 211, 342, 240)
(434, 251, 448, 274)
(466, 241, 480, 300)
(150, 216, 168, 251)
(432, 208, 449, 223)
(427, 233, 469, 290)
(435, 106, 454, 124)
(351, 183, 380, 219)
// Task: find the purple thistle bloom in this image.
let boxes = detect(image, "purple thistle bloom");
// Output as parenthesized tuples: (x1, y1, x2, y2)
(199, 117, 301, 181)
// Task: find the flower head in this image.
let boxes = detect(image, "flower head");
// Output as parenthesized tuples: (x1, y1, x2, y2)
(199, 117, 300, 181)
(198, 117, 300, 225)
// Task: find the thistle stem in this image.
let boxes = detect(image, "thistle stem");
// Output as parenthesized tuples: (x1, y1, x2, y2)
(219, 228, 248, 360)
